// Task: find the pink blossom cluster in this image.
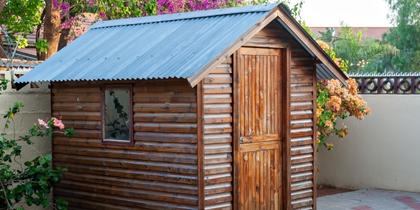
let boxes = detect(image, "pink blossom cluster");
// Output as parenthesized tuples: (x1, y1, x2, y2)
(67, 13, 100, 42)
(38, 117, 65, 130)
(186, 0, 232, 11)
(54, 0, 242, 39)
(157, 0, 242, 14)
(157, 0, 186, 14)
(53, 0, 71, 16)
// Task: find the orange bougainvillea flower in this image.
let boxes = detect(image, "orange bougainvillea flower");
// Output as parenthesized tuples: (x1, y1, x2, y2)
(316, 40, 331, 51)
(348, 78, 358, 95)
(316, 106, 323, 119)
(317, 78, 370, 150)
(326, 79, 342, 95)
(325, 120, 333, 129)
(337, 127, 348, 138)
(326, 95, 342, 112)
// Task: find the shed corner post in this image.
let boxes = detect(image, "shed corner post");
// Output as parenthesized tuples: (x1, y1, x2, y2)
(232, 51, 240, 210)
(197, 81, 205, 210)
(312, 59, 318, 210)
(282, 47, 292, 210)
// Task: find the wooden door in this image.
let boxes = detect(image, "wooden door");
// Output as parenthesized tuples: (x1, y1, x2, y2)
(234, 47, 282, 210)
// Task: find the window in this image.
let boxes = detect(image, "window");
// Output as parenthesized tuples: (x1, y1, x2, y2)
(103, 87, 132, 142)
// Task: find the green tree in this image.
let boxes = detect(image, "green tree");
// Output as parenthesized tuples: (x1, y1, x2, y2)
(0, 0, 45, 58)
(333, 27, 363, 71)
(324, 26, 399, 73)
(0, 0, 44, 38)
(318, 27, 335, 44)
(360, 39, 399, 72)
(385, 0, 420, 72)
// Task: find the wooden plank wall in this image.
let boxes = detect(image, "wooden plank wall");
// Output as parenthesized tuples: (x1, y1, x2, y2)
(51, 80, 199, 210)
(201, 58, 234, 209)
(245, 23, 317, 210)
(289, 48, 316, 210)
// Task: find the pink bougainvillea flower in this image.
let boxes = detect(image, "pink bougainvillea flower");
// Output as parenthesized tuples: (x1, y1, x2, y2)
(88, 0, 96, 7)
(67, 13, 101, 42)
(60, 18, 74, 29)
(99, 11, 107, 19)
(53, 0, 60, 9)
(60, 2, 71, 15)
(38, 119, 49, 128)
(52, 118, 65, 130)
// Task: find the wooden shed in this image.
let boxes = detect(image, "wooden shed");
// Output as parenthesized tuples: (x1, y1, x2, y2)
(16, 3, 347, 210)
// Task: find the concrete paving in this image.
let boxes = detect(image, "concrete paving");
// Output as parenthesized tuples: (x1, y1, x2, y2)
(317, 189, 420, 210)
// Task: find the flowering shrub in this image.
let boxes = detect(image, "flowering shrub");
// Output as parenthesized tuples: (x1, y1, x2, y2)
(316, 79, 370, 150)
(65, 13, 101, 42)
(55, 0, 247, 41)
(317, 40, 349, 72)
(0, 79, 74, 210)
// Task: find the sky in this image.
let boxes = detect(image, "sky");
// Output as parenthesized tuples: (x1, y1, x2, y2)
(289, 0, 393, 27)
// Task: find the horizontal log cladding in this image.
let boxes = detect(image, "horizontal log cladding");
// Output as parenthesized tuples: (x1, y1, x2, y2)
(51, 80, 199, 210)
(289, 48, 316, 210)
(202, 59, 234, 209)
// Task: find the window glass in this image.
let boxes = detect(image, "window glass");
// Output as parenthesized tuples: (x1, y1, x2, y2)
(104, 88, 131, 141)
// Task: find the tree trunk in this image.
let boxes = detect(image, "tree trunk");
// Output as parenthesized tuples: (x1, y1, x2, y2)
(43, 0, 61, 59)
(0, 0, 5, 12)
(58, 29, 69, 51)
(36, 8, 46, 60)
(0, 36, 7, 58)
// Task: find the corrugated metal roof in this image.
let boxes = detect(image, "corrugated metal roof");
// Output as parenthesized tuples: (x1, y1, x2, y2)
(16, 4, 277, 84)
(316, 64, 336, 80)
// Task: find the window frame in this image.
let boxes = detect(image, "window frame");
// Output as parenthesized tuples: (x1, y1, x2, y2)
(101, 84, 134, 145)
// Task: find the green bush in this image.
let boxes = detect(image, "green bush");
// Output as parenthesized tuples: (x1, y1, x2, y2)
(0, 79, 73, 210)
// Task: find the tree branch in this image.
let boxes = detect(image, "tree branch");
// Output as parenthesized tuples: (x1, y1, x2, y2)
(0, 0, 6, 13)
(0, 181, 13, 209)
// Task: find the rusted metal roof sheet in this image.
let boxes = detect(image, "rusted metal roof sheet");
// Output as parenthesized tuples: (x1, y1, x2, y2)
(16, 4, 277, 84)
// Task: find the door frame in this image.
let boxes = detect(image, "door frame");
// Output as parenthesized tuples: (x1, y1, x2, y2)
(232, 47, 291, 210)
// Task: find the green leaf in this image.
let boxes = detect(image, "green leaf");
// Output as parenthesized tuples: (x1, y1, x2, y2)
(55, 197, 69, 210)
(0, 79, 8, 93)
(64, 128, 75, 137)
(35, 39, 49, 54)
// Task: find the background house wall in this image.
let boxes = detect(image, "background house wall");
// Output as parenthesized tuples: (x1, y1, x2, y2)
(317, 95, 420, 192)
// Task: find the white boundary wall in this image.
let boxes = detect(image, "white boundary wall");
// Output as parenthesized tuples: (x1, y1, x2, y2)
(0, 71, 51, 162)
(317, 95, 420, 192)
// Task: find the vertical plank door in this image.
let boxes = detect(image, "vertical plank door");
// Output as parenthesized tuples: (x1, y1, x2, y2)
(235, 47, 282, 209)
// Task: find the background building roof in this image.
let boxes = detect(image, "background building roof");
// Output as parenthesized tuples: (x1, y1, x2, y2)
(310, 27, 391, 40)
